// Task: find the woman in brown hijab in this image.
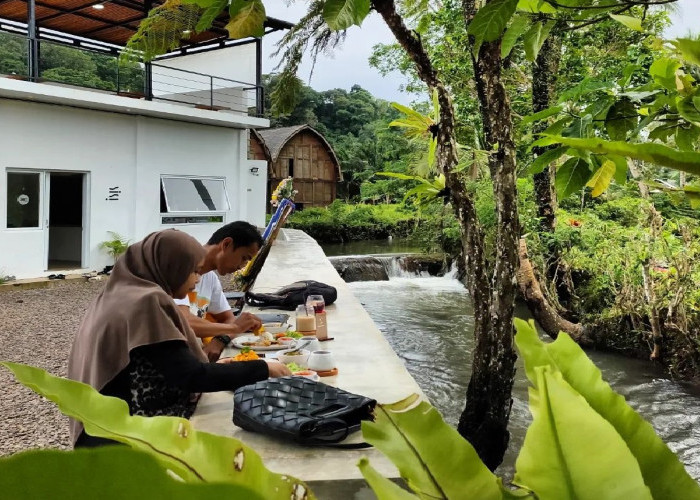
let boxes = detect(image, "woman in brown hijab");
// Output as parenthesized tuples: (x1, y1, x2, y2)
(68, 229, 289, 448)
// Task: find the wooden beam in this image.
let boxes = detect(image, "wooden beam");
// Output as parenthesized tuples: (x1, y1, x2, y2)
(38, 2, 105, 23)
(33, 0, 130, 29)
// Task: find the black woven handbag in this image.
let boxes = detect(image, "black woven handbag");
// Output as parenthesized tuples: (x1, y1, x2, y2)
(233, 376, 376, 447)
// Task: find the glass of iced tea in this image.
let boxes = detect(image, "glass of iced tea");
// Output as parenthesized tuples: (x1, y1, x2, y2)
(306, 294, 325, 314)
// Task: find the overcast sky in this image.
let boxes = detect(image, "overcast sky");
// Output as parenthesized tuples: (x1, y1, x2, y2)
(262, 0, 699, 105)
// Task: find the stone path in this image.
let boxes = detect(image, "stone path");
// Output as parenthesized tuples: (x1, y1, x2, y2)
(0, 281, 105, 455)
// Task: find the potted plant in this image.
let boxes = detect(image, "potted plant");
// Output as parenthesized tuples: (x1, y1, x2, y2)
(98, 232, 130, 265)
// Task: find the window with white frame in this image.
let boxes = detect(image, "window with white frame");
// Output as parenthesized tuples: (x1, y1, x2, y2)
(160, 176, 230, 214)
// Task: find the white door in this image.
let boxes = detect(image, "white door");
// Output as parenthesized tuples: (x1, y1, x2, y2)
(45, 172, 86, 271)
(5, 170, 46, 275)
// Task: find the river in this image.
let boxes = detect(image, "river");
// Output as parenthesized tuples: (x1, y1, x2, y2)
(326, 242, 700, 481)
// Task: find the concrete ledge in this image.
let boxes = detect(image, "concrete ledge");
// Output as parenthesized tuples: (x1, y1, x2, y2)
(0, 273, 105, 292)
(191, 229, 424, 483)
(0, 78, 269, 129)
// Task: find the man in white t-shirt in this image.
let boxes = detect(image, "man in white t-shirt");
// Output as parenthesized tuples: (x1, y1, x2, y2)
(174, 221, 264, 361)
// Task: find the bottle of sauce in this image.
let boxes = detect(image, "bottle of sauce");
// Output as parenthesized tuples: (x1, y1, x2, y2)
(307, 295, 328, 340)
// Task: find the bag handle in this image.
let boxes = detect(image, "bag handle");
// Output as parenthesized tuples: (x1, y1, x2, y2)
(307, 418, 373, 449)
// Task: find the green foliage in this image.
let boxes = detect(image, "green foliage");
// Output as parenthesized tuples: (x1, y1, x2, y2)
(556, 158, 590, 199)
(99, 232, 130, 262)
(501, 15, 531, 59)
(124, 1, 201, 62)
(467, 0, 518, 56)
(0, 448, 262, 499)
(0, 362, 313, 497)
(194, 0, 227, 33)
(226, 0, 266, 38)
(586, 159, 616, 197)
(514, 319, 700, 499)
(609, 14, 644, 33)
(322, 0, 371, 30)
(0, 33, 143, 92)
(517, 365, 653, 499)
(362, 394, 507, 499)
(357, 457, 417, 500)
(377, 172, 446, 207)
(358, 319, 699, 500)
(543, 136, 700, 177)
(523, 20, 555, 62)
(263, 77, 420, 200)
(285, 201, 418, 243)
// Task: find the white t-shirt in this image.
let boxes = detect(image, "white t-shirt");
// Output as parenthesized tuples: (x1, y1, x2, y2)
(173, 271, 230, 319)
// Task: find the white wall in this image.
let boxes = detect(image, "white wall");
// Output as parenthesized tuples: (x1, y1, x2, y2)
(246, 160, 269, 228)
(0, 98, 264, 278)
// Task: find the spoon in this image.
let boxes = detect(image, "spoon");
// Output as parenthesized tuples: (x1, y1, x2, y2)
(292, 339, 312, 351)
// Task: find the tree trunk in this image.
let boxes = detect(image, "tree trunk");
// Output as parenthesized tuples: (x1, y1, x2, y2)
(517, 238, 599, 345)
(373, 0, 513, 470)
(531, 27, 562, 235)
(457, 0, 520, 471)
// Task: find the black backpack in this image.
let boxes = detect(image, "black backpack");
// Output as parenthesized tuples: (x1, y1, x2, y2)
(245, 281, 337, 310)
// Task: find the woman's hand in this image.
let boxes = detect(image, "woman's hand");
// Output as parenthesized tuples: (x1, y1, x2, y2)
(264, 360, 292, 377)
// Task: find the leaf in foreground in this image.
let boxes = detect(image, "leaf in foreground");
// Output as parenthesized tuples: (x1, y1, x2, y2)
(357, 458, 418, 500)
(515, 367, 652, 500)
(0, 362, 312, 498)
(0, 447, 260, 499)
(323, 0, 371, 30)
(513, 320, 700, 499)
(225, 0, 266, 39)
(586, 159, 616, 197)
(361, 394, 506, 500)
(542, 136, 700, 177)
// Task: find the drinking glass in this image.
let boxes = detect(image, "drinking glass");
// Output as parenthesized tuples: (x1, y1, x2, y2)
(295, 304, 316, 334)
(306, 294, 325, 314)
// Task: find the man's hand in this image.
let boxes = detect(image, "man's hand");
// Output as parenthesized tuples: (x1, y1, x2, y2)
(203, 339, 226, 362)
(233, 312, 262, 334)
(264, 360, 292, 378)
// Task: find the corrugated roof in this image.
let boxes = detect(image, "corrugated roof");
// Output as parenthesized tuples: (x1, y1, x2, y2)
(253, 124, 343, 180)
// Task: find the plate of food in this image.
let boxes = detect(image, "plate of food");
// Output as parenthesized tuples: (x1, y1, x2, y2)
(285, 362, 320, 381)
(217, 348, 261, 362)
(232, 332, 295, 351)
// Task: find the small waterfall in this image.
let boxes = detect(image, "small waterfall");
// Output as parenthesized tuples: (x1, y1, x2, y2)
(329, 253, 448, 282)
(376, 255, 430, 278)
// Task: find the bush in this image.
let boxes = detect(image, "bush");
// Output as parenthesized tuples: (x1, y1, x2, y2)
(286, 201, 418, 243)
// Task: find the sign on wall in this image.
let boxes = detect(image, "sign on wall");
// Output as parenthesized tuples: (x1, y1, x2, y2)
(106, 186, 121, 201)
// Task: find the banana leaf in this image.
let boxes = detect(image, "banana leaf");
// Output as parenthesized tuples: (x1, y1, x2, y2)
(1, 362, 313, 499)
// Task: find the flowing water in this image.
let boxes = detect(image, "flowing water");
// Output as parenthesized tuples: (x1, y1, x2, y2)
(336, 252, 700, 481)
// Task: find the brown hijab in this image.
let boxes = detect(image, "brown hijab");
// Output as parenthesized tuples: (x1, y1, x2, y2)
(68, 229, 207, 443)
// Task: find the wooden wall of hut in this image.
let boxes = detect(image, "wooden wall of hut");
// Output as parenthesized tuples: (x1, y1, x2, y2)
(250, 129, 339, 212)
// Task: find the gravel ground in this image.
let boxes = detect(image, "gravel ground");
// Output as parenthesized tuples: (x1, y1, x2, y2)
(0, 280, 106, 456)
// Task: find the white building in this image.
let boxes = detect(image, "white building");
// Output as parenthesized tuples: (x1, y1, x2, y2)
(0, 4, 291, 279)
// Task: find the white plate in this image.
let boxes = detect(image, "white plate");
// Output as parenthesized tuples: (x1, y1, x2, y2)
(232, 335, 294, 351)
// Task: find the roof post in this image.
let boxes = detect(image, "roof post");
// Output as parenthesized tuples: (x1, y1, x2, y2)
(255, 37, 263, 116)
(27, 0, 39, 81)
(143, 0, 153, 100)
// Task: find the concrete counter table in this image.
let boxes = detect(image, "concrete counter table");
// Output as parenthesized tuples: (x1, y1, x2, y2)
(190, 229, 424, 485)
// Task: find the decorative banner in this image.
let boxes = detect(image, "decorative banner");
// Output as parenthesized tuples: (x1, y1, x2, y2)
(17, 194, 29, 206)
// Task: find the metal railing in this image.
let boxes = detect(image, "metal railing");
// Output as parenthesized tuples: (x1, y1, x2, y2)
(0, 30, 264, 117)
(149, 62, 263, 116)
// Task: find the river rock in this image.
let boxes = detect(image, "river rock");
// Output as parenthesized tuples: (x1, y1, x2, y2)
(330, 257, 389, 282)
(400, 255, 448, 276)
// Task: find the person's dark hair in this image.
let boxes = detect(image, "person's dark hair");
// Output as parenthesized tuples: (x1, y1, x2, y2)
(207, 221, 264, 248)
